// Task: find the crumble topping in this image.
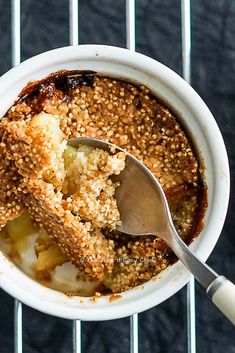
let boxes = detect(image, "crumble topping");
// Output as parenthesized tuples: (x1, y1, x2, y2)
(2, 113, 66, 184)
(0, 110, 125, 281)
(0, 72, 207, 295)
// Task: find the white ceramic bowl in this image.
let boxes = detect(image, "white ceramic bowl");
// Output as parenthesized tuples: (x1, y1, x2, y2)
(0, 45, 230, 321)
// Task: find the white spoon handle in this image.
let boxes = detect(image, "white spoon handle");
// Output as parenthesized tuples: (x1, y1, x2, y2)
(168, 227, 235, 325)
(207, 276, 235, 325)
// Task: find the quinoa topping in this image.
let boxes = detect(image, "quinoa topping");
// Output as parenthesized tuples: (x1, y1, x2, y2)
(0, 72, 207, 294)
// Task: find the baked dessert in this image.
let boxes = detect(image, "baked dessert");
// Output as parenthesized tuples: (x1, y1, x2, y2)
(0, 71, 207, 295)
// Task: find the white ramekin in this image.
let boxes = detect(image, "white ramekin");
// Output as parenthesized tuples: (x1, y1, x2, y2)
(0, 45, 230, 321)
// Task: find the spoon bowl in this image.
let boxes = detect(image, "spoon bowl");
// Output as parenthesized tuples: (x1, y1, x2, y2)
(69, 136, 169, 236)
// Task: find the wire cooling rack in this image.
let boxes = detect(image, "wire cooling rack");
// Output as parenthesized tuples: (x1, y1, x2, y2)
(10, 0, 196, 352)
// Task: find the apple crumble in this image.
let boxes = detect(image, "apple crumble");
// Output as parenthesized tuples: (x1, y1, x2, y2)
(0, 71, 207, 295)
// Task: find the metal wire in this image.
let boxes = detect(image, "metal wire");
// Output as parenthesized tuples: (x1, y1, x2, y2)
(126, 0, 136, 51)
(14, 300, 23, 353)
(11, 0, 21, 66)
(130, 313, 139, 353)
(69, 0, 79, 46)
(181, 0, 191, 84)
(126, 1, 139, 352)
(11, 1, 23, 352)
(69, 2, 82, 352)
(181, 1, 196, 353)
(187, 279, 196, 353)
(73, 320, 82, 353)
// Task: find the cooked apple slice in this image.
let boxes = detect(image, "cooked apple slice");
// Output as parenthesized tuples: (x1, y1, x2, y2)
(6, 210, 37, 242)
(63, 144, 94, 169)
(36, 244, 67, 271)
(63, 145, 78, 169)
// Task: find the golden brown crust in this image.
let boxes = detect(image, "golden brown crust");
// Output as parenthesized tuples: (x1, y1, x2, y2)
(0, 73, 207, 293)
(22, 179, 115, 280)
(0, 169, 23, 229)
(1, 113, 66, 184)
(0, 124, 23, 229)
(0, 110, 121, 281)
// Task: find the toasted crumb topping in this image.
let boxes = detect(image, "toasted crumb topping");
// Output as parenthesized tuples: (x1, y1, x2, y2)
(63, 148, 125, 229)
(22, 179, 116, 280)
(2, 113, 66, 184)
(0, 73, 207, 294)
(0, 109, 125, 280)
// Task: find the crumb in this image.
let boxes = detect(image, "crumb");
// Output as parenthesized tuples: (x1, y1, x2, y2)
(90, 292, 102, 303)
(109, 294, 122, 302)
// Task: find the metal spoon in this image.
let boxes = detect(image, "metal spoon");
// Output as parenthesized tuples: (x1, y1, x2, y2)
(69, 137, 235, 325)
